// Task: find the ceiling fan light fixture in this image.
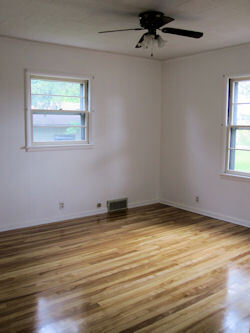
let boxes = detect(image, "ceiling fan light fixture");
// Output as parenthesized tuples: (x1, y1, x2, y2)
(139, 33, 155, 49)
(139, 33, 166, 50)
(156, 35, 167, 48)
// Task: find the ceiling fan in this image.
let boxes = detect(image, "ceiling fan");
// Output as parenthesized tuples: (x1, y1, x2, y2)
(99, 11, 203, 55)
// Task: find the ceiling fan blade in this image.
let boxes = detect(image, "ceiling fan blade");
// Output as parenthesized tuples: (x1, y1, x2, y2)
(161, 27, 203, 38)
(135, 33, 147, 48)
(159, 16, 175, 27)
(99, 28, 145, 34)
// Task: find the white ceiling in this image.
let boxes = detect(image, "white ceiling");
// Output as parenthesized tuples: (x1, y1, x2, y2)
(0, 0, 250, 60)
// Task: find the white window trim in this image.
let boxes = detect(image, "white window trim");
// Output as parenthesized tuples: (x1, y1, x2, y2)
(25, 69, 94, 151)
(221, 73, 250, 181)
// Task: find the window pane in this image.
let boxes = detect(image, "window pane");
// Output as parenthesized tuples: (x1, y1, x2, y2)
(31, 95, 85, 111)
(231, 104, 250, 125)
(31, 79, 85, 97)
(33, 114, 85, 126)
(33, 126, 86, 142)
(229, 129, 250, 150)
(229, 150, 250, 173)
(233, 80, 250, 103)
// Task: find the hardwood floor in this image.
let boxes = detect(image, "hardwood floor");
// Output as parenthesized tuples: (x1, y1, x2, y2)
(0, 204, 249, 333)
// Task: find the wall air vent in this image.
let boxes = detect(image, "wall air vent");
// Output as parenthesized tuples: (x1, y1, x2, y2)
(107, 198, 128, 212)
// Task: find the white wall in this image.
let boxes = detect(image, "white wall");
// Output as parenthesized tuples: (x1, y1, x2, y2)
(1, 37, 249, 232)
(0, 37, 162, 231)
(161, 44, 250, 227)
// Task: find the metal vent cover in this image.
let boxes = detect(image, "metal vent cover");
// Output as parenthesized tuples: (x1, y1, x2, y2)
(107, 198, 128, 212)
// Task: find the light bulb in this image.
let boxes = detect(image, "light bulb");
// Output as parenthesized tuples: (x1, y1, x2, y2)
(156, 35, 167, 48)
(141, 34, 155, 49)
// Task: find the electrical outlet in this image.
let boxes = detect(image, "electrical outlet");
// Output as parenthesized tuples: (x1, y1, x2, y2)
(97, 203, 102, 208)
(59, 202, 64, 209)
(195, 196, 199, 203)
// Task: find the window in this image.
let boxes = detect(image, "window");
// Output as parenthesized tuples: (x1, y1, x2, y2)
(225, 77, 250, 176)
(25, 72, 91, 150)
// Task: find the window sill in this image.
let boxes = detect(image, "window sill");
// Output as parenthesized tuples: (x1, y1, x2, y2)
(220, 172, 250, 183)
(25, 144, 94, 152)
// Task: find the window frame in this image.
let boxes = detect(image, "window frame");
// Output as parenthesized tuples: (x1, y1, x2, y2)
(224, 75, 250, 178)
(25, 70, 93, 151)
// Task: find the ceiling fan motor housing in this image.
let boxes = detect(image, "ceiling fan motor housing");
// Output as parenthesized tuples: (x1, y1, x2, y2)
(139, 11, 174, 34)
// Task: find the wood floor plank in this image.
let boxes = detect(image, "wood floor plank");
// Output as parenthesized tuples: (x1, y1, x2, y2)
(0, 204, 249, 332)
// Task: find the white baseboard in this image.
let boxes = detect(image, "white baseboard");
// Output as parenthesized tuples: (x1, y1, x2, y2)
(0, 199, 158, 232)
(128, 199, 158, 209)
(1, 198, 248, 232)
(160, 199, 250, 228)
